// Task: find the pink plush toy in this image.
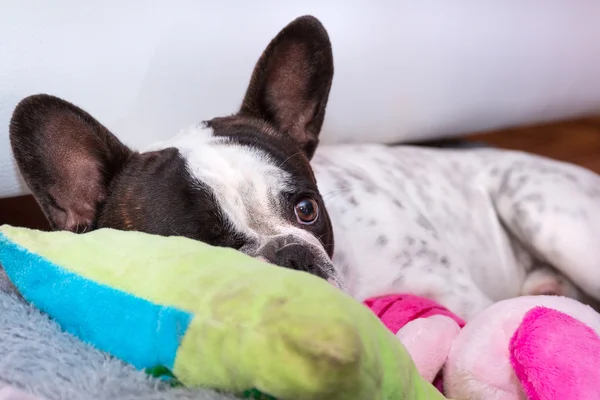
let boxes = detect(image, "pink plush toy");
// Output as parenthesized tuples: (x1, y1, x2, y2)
(364, 294, 600, 399)
(363, 294, 465, 392)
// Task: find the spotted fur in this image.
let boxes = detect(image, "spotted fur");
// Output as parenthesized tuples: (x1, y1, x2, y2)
(313, 144, 600, 318)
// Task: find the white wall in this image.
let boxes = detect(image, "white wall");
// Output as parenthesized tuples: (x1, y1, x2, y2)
(2, 1, 600, 197)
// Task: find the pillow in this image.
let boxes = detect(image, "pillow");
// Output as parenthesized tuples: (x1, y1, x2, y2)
(0, 225, 443, 400)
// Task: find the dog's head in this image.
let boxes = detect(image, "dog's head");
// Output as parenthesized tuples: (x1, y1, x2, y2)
(9, 16, 345, 288)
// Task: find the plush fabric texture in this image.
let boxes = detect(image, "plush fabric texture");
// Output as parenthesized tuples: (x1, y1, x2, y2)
(395, 315, 461, 385)
(0, 287, 237, 400)
(0, 225, 444, 400)
(364, 294, 465, 394)
(510, 306, 600, 400)
(444, 296, 600, 400)
(363, 294, 466, 334)
(1, 232, 192, 373)
(0, 383, 43, 400)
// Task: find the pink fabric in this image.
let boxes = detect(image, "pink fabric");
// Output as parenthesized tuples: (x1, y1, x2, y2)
(432, 372, 444, 393)
(510, 306, 600, 400)
(396, 315, 461, 385)
(363, 294, 465, 334)
(364, 294, 466, 395)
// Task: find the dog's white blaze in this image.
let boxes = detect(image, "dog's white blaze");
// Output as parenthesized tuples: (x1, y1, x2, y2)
(146, 124, 293, 240)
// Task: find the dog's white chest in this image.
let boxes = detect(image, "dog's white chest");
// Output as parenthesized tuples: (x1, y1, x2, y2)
(312, 144, 526, 318)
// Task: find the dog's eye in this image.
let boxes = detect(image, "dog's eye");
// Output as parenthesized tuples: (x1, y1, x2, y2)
(294, 198, 319, 225)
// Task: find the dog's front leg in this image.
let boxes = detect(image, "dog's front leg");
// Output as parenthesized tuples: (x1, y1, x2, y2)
(481, 151, 600, 302)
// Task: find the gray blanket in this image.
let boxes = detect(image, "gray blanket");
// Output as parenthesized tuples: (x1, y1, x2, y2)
(0, 272, 239, 400)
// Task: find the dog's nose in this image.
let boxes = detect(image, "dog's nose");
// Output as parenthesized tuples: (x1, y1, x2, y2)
(259, 241, 327, 279)
(276, 243, 316, 271)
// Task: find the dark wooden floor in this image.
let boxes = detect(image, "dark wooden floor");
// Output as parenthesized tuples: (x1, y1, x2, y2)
(3, 115, 600, 230)
(466, 116, 600, 174)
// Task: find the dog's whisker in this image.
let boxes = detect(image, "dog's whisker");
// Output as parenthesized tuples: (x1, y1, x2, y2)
(322, 189, 352, 202)
(278, 152, 303, 169)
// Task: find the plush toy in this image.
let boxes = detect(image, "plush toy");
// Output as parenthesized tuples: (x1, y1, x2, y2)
(0, 225, 444, 400)
(364, 294, 600, 400)
(363, 294, 465, 392)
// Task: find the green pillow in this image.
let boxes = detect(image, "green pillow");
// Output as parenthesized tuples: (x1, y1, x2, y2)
(0, 225, 444, 400)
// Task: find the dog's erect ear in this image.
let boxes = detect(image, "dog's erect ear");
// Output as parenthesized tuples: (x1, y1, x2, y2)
(239, 15, 334, 159)
(9, 94, 132, 232)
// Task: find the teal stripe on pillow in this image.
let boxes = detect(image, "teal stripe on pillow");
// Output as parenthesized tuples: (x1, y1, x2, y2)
(0, 232, 193, 371)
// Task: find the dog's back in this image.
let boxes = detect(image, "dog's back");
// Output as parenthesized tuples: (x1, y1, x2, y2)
(313, 142, 600, 318)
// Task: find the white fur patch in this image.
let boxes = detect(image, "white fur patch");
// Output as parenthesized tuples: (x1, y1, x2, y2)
(145, 123, 321, 249)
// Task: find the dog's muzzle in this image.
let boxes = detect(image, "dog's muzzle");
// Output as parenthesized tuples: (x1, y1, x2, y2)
(252, 236, 346, 290)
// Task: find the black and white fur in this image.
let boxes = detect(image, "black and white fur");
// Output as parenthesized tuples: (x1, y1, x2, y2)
(9, 16, 600, 320)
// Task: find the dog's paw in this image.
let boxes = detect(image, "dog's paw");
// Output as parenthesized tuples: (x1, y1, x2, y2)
(521, 266, 581, 299)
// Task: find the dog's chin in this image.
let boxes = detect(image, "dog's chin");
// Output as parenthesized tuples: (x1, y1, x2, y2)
(253, 256, 346, 291)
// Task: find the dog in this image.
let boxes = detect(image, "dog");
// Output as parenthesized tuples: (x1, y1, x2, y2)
(9, 16, 600, 320)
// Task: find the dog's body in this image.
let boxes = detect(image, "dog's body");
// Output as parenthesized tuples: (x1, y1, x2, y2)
(312, 144, 600, 318)
(9, 16, 600, 320)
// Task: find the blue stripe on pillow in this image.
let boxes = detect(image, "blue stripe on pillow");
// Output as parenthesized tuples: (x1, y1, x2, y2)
(0, 232, 193, 371)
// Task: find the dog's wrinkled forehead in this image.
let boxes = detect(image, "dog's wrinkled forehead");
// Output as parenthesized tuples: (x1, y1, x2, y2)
(145, 119, 315, 240)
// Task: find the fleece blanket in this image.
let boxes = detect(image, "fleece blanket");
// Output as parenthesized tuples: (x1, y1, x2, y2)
(0, 269, 238, 400)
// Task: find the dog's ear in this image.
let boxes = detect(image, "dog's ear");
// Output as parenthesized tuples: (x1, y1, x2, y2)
(239, 15, 334, 159)
(9, 94, 132, 232)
